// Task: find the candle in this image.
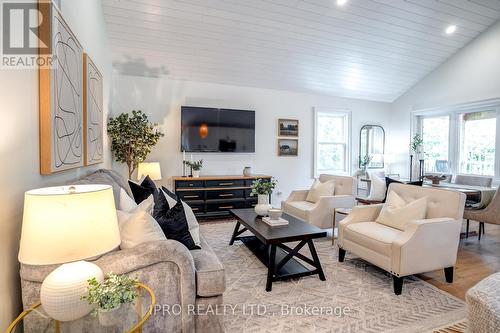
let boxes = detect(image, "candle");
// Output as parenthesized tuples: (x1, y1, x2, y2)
(183, 150, 185, 161)
(191, 154, 193, 162)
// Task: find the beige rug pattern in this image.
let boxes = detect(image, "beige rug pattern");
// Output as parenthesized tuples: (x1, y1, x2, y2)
(200, 221, 467, 333)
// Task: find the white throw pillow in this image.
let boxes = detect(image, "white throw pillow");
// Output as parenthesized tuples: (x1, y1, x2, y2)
(376, 191, 427, 231)
(160, 189, 201, 248)
(116, 209, 166, 249)
(306, 179, 335, 203)
(119, 188, 154, 214)
(367, 176, 387, 201)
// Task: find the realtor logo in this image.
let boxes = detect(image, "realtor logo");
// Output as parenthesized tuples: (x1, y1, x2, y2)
(1, 1, 52, 68)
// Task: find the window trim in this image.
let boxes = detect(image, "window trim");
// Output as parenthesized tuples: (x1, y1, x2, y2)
(313, 107, 352, 178)
(411, 98, 500, 181)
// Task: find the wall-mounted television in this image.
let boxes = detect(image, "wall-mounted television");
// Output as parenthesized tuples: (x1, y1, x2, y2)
(181, 106, 255, 153)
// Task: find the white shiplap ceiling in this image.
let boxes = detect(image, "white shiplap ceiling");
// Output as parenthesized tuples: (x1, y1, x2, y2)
(103, 0, 500, 102)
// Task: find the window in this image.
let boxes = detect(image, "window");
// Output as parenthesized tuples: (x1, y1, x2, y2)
(413, 101, 499, 179)
(314, 109, 350, 176)
(459, 111, 496, 176)
(421, 115, 450, 173)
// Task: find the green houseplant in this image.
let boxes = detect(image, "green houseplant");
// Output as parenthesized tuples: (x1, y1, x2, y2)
(81, 273, 138, 326)
(250, 178, 277, 216)
(184, 160, 203, 177)
(108, 110, 164, 179)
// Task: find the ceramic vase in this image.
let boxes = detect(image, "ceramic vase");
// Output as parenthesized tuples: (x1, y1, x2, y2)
(192, 170, 200, 178)
(243, 166, 252, 177)
(254, 194, 271, 216)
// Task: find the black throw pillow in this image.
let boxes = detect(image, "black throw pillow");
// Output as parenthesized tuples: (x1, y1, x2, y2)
(128, 175, 158, 204)
(153, 191, 199, 250)
(383, 177, 423, 202)
(161, 186, 178, 202)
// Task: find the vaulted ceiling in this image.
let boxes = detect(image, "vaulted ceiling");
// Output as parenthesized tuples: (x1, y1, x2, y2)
(103, 0, 500, 102)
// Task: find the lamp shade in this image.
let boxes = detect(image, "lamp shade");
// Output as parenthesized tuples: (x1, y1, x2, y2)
(18, 185, 120, 265)
(137, 162, 162, 180)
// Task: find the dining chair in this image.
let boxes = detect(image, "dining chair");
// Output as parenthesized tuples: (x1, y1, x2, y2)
(463, 189, 500, 240)
(454, 175, 493, 187)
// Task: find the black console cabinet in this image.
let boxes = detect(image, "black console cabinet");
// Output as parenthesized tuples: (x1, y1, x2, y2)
(173, 175, 272, 217)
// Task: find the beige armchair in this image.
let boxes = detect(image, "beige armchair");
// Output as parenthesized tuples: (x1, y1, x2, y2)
(282, 174, 356, 229)
(338, 183, 466, 295)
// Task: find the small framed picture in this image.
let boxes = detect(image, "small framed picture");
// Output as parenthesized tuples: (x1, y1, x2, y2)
(278, 139, 298, 156)
(278, 119, 299, 137)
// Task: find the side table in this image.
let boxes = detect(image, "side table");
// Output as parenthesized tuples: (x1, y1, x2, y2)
(6, 283, 155, 333)
(332, 208, 352, 245)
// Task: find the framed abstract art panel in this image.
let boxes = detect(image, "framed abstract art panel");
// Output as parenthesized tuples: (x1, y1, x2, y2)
(83, 53, 104, 165)
(39, 2, 84, 174)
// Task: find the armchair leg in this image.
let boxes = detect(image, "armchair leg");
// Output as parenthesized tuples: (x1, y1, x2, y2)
(479, 222, 483, 241)
(466, 219, 469, 238)
(338, 248, 346, 262)
(393, 276, 403, 295)
(444, 267, 454, 283)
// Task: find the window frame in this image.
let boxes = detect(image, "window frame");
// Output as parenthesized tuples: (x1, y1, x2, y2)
(313, 108, 352, 178)
(411, 99, 500, 181)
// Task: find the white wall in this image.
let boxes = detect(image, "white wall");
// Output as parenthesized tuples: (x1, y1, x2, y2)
(0, 0, 112, 329)
(111, 75, 391, 202)
(388, 20, 500, 177)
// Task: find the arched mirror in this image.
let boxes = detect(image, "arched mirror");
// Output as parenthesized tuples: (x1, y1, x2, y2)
(359, 125, 385, 169)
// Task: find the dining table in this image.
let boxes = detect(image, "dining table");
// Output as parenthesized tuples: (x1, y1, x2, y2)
(423, 182, 497, 208)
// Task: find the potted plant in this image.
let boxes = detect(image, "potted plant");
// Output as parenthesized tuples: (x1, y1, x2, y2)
(81, 273, 138, 327)
(108, 110, 164, 179)
(359, 155, 372, 173)
(250, 178, 277, 216)
(185, 160, 203, 177)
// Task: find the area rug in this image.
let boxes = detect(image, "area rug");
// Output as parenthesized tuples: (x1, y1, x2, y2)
(200, 221, 467, 333)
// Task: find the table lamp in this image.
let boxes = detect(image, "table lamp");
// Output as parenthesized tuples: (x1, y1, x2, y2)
(137, 162, 162, 181)
(18, 185, 120, 321)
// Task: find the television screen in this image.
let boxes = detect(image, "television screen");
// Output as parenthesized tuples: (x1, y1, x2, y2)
(181, 106, 255, 153)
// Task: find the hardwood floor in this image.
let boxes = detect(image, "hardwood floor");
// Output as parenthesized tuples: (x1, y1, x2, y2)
(417, 221, 500, 300)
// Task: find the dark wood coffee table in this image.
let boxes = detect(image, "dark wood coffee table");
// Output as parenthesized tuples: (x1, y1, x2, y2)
(229, 208, 327, 291)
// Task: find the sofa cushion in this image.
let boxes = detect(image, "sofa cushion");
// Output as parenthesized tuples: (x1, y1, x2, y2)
(73, 171, 122, 206)
(116, 209, 166, 249)
(190, 235, 225, 297)
(129, 176, 159, 204)
(95, 169, 132, 197)
(153, 192, 199, 250)
(283, 201, 316, 220)
(345, 222, 402, 257)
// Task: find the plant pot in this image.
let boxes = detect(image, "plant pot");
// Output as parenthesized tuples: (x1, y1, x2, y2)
(254, 194, 271, 216)
(98, 304, 122, 327)
(192, 170, 200, 178)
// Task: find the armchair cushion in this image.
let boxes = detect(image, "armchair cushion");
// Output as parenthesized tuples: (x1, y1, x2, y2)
(282, 201, 316, 220)
(376, 191, 427, 231)
(345, 222, 402, 257)
(306, 179, 335, 203)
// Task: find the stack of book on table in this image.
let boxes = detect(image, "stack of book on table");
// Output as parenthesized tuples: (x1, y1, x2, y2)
(262, 217, 289, 226)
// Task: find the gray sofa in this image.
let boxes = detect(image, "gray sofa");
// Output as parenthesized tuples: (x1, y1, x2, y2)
(19, 169, 226, 332)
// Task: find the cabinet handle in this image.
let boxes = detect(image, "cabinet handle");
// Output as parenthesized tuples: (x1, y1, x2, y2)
(189, 184, 194, 187)
(219, 206, 233, 209)
(191, 208, 199, 211)
(219, 182, 233, 186)
(219, 194, 234, 197)
(184, 195, 199, 199)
